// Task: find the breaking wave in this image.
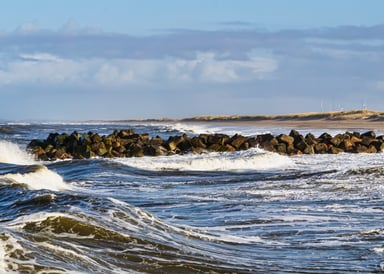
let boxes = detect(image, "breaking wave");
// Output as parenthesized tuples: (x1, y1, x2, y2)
(0, 140, 71, 191)
(1, 198, 260, 273)
(111, 148, 294, 171)
(0, 140, 35, 165)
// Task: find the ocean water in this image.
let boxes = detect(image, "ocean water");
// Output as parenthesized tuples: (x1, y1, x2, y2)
(1, 122, 384, 273)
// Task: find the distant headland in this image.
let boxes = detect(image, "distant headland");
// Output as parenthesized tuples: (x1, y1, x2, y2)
(115, 109, 384, 130)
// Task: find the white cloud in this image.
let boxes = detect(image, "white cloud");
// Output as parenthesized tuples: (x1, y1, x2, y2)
(0, 52, 278, 87)
(189, 53, 277, 82)
(0, 54, 86, 85)
(1, 23, 384, 119)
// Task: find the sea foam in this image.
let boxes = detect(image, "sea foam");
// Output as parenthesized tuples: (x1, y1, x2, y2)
(0, 140, 71, 191)
(112, 148, 294, 171)
(0, 165, 71, 191)
(0, 140, 35, 165)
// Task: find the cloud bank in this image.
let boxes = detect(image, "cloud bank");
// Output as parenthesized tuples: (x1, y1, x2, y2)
(0, 23, 383, 119)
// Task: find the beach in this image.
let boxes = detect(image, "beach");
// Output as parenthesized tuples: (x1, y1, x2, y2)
(181, 110, 384, 130)
(186, 119, 384, 130)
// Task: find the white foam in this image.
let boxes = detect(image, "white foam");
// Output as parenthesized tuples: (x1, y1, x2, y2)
(0, 165, 72, 191)
(0, 236, 5, 273)
(0, 232, 30, 274)
(6, 212, 68, 230)
(168, 122, 270, 136)
(0, 140, 71, 191)
(374, 247, 384, 254)
(0, 140, 35, 165)
(112, 148, 294, 171)
(292, 152, 384, 173)
(107, 198, 266, 245)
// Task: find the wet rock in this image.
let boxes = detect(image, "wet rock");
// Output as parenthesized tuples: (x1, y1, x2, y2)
(225, 144, 236, 152)
(191, 137, 206, 149)
(144, 145, 168, 156)
(208, 134, 230, 146)
(167, 135, 185, 151)
(296, 140, 313, 154)
(130, 144, 144, 157)
(340, 139, 354, 152)
(361, 131, 376, 139)
(96, 142, 108, 156)
(277, 134, 294, 146)
(289, 129, 301, 140)
(329, 146, 344, 154)
(330, 134, 343, 147)
(257, 133, 275, 144)
(150, 136, 163, 146)
(361, 136, 376, 147)
(318, 132, 333, 144)
(276, 143, 287, 154)
(314, 143, 328, 154)
(230, 134, 247, 149)
(305, 133, 318, 145)
(355, 144, 369, 153)
(286, 144, 297, 155)
(118, 129, 135, 138)
(27, 128, 384, 160)
(178, 135, 192, 151)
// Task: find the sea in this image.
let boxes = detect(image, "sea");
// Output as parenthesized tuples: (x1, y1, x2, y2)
(1, 121, 384, 273)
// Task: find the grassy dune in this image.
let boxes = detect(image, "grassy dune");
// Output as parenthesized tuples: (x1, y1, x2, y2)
(183, 110, 384, 122)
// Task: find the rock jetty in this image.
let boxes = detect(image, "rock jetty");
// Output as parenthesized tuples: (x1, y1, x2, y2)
(27, 129, 384, 160)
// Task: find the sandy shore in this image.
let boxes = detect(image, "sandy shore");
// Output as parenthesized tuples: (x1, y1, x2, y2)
(184, 119, 384, 131)
(180, 110, 384, 131)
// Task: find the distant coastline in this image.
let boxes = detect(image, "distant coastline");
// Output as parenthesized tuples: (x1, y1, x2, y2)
(114, 110, 384, 130)
(182, 109, 384, 122)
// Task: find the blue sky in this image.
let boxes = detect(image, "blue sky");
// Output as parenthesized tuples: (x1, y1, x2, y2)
(1, 1, 384, 120)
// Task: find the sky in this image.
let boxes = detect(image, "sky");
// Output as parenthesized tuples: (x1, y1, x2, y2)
(1, 0, 384, 120)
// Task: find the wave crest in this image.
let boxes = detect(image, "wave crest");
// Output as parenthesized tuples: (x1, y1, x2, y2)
(0, 164, 71, 191)
(112, 148, 294, 171)
(0, 140, 35, 165)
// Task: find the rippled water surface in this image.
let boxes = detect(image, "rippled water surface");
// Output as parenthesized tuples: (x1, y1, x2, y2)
(1, 122, 384, 273)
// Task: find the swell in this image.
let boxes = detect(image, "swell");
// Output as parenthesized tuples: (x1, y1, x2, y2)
(2, 197, 257, 273)
(346, 165, 384, 176)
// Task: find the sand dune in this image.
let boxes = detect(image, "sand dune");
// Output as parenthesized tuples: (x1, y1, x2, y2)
(183, 110, 384, 121)
(181, 110, 384, 130)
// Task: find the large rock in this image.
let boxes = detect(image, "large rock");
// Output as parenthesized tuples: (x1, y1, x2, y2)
(27, 129, 384, 160)
(361, 131, 376, 139)
(191, 137, 206, 149)
(208, 134, 230, 146)
(329, 146, 344, 154)
(305, 133, 318, 145)
(167, 135, 185, 151)
(277, 134, 294, 146)
(230, 134, 247, 149)
(314, 143, 328, 154)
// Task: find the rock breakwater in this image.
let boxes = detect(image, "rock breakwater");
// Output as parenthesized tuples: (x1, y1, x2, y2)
(27, 129, 384, 160)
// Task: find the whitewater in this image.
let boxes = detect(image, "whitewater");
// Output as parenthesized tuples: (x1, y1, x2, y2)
(1, 121, 384, 273)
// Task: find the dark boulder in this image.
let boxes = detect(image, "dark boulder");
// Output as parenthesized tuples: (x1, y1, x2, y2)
(230, 134, 247, 149)
(314, 143, 328, 154)
(277, 134, 294, 146)
(191, 137, 206, 149)
(361, 131, 376, 139)
(27, 129, 384, 160)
